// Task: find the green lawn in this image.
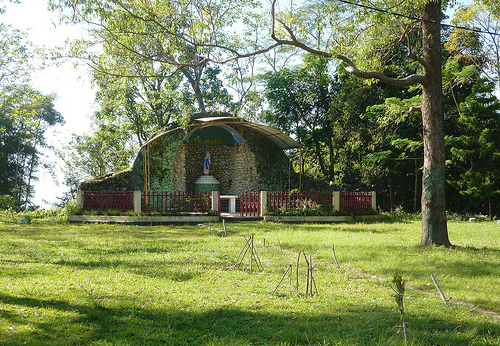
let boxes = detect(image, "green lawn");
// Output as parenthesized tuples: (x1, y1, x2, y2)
(0, 218, 499, 345)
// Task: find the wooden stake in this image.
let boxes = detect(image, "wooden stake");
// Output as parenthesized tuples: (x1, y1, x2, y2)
(296, 252, 301, 294)
(332, 244, 340, 269)
(271, 264, 292, 296)
(234, 236, 252, 269)
(250, 234, 254, 273)
(399, 290, 408, 346)
(233, 234, 263, 272)
(431, 274, 448, 304)
(304, 253, 310, 296)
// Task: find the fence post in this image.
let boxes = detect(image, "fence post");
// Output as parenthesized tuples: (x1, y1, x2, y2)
(133, 191, 142, 213)
(371, 191, 377, 211)
(211, 191, 219, 213)
(260, 191, 267, 217)
(77, 190, 84, 210)
(333, 191, 340, 212)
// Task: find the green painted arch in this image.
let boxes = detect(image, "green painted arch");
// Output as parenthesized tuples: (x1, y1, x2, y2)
(182, 124, 245, 146)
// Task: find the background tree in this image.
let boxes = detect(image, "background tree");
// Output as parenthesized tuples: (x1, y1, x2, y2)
(263, 55, 334, 181)
(58, 117, 136, 195)
(0, 9, 64, 209)
(446, 80, 500, 220)
(0, 85, 63, 208)
(0, 19, 31, 85)
(49, 0, 259, 115)
(94, 67, 183, 146)
(447, 0, 500, 90)
(362, 95, 423, 212)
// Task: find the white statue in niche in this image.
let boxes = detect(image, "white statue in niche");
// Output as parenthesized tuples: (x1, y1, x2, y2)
(203, 151, 211, 175)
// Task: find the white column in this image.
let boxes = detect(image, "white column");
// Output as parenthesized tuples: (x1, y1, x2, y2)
(229, 197, 236, 213)
(333, 191, 341, 212)
(77, 190, 84, 210)
(371, 191, 377, 211)
(134, 191, 142, 213)
(211, 191, 219, 213)
(260, 191, 267, 217)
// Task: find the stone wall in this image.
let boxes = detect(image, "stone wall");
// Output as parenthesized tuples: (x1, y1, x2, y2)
(230, 123, 296, 191)
(179, 142, 258, 194)
(172, 144, 186, 191)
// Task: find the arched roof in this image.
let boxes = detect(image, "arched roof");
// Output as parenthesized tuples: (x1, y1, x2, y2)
(182, 124, 245, 145)
(142, 116, 300, 150)
(195, 117, 300, 149)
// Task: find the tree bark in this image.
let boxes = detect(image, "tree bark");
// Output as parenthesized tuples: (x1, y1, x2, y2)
(388, 168, 395, 213)
(420, 0, 451, 246)
(180, 66, 206, 113)
(489, 196, 492, 221)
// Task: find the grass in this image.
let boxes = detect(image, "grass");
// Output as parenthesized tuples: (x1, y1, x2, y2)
(0, 216, 499, 345)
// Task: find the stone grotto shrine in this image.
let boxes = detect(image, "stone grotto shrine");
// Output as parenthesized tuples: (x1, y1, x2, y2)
(79, 116, 301, 194)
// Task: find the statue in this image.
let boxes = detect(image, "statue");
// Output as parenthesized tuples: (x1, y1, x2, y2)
(203, 151, 211, 175)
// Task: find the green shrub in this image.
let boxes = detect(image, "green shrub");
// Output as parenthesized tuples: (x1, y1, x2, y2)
(65, 200, 83, 215)
(105, 210, 122, 216)
(0, 195, 17, 211)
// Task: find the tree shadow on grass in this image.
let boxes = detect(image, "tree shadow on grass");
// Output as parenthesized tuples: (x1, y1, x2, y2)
(278, 223, 411, 234)
(1, 293, 499, 345)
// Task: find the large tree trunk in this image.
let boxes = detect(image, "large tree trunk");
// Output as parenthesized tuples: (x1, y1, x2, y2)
(420, 0, 451, 246)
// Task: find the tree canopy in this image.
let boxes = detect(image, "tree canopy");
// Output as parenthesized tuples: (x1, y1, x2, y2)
(0, 84, 63, 209)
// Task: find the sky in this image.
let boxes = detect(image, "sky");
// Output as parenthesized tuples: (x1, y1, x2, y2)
(3, 0, 96, 208)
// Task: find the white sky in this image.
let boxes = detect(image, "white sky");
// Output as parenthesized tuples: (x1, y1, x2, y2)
(3, 0, 96, 208)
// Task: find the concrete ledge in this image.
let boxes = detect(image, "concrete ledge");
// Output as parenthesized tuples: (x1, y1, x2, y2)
(67, 215, 220, 224)
(263, 214, 385, 223)
(67, 214, 384, 224)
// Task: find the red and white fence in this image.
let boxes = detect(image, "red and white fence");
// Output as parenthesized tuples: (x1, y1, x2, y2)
(82, 191, 134, 212)
(142, 191, 211, 213)
(267, 191, 333, 213)
(78, 190, 376, 215)
(340, 191, 374, 211)
(240, 191, 260, 217)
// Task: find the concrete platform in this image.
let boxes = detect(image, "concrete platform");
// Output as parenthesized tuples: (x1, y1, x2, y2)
(220, 213, 263, 222)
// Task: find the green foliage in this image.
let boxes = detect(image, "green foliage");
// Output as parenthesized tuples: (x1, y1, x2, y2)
(447, 0, 500, 89)
(0, 194, 16, 211)
(264, 55, 336, 181)
(447, 79, 500, 218)
(271, 198, 328, 216)
(64, 200, 82, 215)
(149, 135, 183, 192)
(391, 272, 405, 306)
(59, 119, 137, 193)
(0, 20, 32, 85)
(0, 9, 63, 209)
(49, 0, 247, 117)
(0, 84, 64, 208)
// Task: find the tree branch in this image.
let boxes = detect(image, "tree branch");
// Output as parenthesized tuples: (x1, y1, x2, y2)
(269, 0, 427, 87)
(335, 54, 427, 87)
